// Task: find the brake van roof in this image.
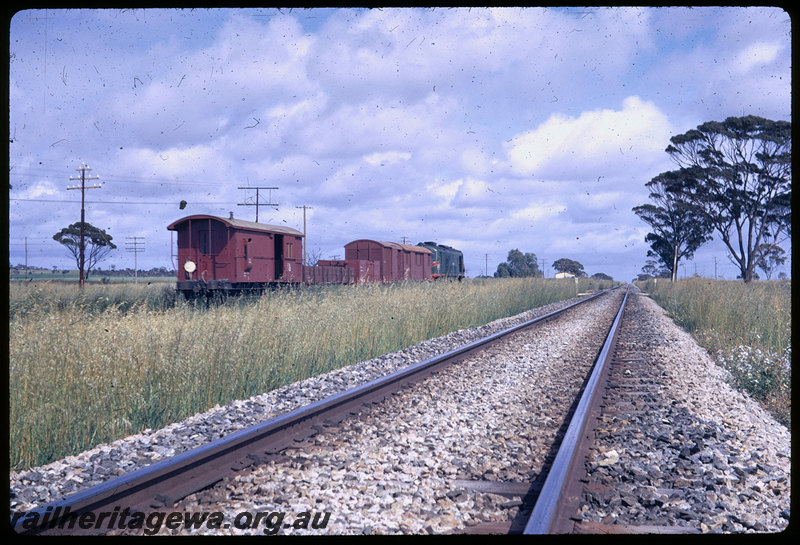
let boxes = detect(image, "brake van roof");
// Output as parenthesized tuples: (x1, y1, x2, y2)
(167, 214, 304, 237)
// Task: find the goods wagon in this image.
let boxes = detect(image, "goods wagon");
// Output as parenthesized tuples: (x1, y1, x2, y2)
(344, 240, 432, 282)
(168, 214, 305, 296)
(168, 215, 437, 297)
(303, 260, 355, 284)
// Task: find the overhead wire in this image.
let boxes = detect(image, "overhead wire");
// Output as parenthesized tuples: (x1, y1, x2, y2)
(10, 198, 238, 205)
(9, 167, 230, 188)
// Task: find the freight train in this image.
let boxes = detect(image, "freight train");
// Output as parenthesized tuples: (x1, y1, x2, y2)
(167, 214, 462, 297)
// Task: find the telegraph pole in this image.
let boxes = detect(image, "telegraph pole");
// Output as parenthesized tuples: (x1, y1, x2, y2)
(238, 186, 278, 223)
(295, 205, 313, 265)
(126, 236, 145, 283)
(67, 163, 101, 288)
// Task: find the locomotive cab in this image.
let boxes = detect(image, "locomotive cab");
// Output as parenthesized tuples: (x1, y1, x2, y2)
(417, 241, 465, 280)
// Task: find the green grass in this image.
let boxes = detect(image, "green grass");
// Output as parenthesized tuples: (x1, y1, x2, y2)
(638, 277, 791, 427)
(9, 277, 615, 472)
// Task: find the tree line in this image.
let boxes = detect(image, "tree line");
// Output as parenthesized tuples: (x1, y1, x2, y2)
(10, 265, 174, 278)
(633, 115, 790, 283)
(493, 249, 612, 280)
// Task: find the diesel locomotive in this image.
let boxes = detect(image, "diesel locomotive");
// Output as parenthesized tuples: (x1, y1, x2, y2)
(417, 241, 465, 280)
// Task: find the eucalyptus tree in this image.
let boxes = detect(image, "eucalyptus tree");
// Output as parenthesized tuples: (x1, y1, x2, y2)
(756, 244, 787, 280)
(633, 170, 712, 282)
(664, 115, 791, 282)
(641, 259, 670, 279)
(552, 258, 586, 277)
(494, 249, 541, 277)
(53, 222, 117, 279)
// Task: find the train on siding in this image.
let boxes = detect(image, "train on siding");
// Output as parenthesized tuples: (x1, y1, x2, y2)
(167, 214, 461, 297)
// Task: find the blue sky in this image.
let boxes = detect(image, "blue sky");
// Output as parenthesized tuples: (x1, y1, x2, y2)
(8, 7, 792, 280)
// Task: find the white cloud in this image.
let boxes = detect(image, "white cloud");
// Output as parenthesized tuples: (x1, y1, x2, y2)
(510, 203, 567, 223)
(363, 151, 412, 167)
(504, 96, 672, 180)
(451, 178, 492, 207)
(425, 179, 462, 205)
(460, 148, 496, 177)
(733, 42, 783, 74)
(19, 180, 60, 200)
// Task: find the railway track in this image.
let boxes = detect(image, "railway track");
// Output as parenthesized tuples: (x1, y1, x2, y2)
(521, 286, 629, 534)
(12, 287, 624, 536)
(12, 286, 790, 535)
(563, 292, 790, 534)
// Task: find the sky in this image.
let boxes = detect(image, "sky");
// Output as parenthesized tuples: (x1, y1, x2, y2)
(7, 7, 792, 281)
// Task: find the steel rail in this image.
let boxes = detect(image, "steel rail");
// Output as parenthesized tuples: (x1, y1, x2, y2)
(13, 286, 622, 535)
(523, 286, 630, 534)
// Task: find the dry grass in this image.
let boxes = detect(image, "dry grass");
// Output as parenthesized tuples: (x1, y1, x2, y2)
(9, 277, 613, 471)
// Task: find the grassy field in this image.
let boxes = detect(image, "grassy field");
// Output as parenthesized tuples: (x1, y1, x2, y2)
(638, 277, 791, 427)
(9, 277, 614, 472)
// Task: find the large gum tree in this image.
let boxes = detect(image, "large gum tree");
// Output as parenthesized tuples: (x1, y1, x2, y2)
(664, 115, 791, 282)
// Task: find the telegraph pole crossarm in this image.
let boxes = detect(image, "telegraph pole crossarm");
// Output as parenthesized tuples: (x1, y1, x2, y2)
(67, 163, 102, 288)
(238, 186, 278, 223)
(126, 236, 145, 283)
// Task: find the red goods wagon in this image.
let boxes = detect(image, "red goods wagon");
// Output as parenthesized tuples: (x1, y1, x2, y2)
(167, 215, 439, 297)
(319, 258, 381, 283)
(167, 214, 304, 295)
(316, 260, 348, 268)
(344, 240, 432, 282)
(344, 239, 393, 282)
(396, 243, 433, 281)
(349, 259, 380, 283)
(303, 261, 355, 284)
